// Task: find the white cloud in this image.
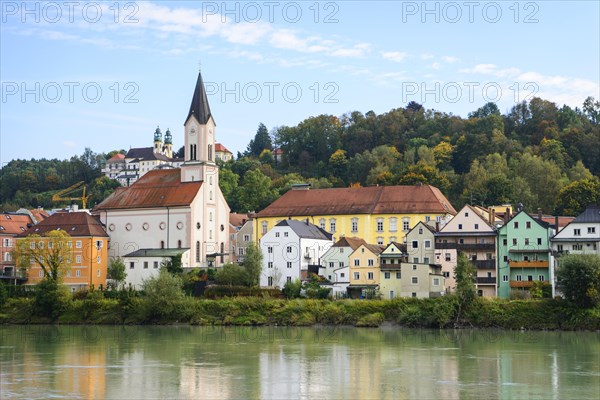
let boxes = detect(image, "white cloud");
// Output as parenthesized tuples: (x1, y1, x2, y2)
(381, 51, 408, 62)
(442, 56, 458, 63)
(430, 62, 441, 70)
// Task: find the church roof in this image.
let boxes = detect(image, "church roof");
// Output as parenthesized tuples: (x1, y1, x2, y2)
(256, 184, 456, 218)
(125, 147, 171, 161)
(186, 71, 214, 126)
(17, 212, 108, 238)
(94, 169, 202, 210)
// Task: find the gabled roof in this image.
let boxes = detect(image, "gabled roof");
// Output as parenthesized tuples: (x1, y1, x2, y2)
(332, 236, 367, 250)
(107, 153, 126, 162)
(94, 169, 202, 210)
(572, 205, 600, 223)
(381, 241, 407, 255)
(125, 147, 171, 162)
(0, 213, 33, 235)
(275, 219, 332, 240)
(409, 220, 437, 235)
(186, 71, 213, 126)
(215, 143, 231, 154)
(353, 243, 384, 256)
(229, 212, 247, 227)
(501, 210, 551, 231)
(438, 204, 496, 234)
(17, 212, 108, 237)
(256, 184, 456, 217)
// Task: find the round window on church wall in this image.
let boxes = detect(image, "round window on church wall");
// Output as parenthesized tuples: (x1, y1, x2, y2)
(125, 223, 132, 231)
(220, 224, 224, 231)
(159, 222, 166, 230)
(196, 222, 201, 229)
(176, 221, 184, 230)
(142, 223, 149, 231)
(108, 224, 115, 231)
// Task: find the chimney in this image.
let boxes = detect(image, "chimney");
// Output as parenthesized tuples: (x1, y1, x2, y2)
(491, 209, 496, 224)
(555, 215, 559, 232)
(537, 208, 543, 220)
(435, 221, 440, 232)
(504, 208, 510, 224)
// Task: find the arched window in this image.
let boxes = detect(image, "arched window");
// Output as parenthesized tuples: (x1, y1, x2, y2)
(196, 241, 200, 262)
(208, 144, 213, 161)
(160, 240, 165, 249)
(178, 240, 182, 248)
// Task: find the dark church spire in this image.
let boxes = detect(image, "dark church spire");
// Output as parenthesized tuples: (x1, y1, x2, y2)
(186, 71, 214, 126)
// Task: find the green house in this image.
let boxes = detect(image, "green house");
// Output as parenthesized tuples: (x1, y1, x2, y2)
(497, 211, 555, 298)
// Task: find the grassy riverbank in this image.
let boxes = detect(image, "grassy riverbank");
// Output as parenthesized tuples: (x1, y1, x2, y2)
(1, 295, 599, 330)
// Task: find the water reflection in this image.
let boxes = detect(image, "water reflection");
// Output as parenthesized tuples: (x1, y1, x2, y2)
(1, 326, 598, 399)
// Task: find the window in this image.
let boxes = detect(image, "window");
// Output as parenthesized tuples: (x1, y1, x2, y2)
(268, 276, 273, 286)
(465, 212, 469, 217)
(76, 270, 81, 277)
(526, 221, 531, 229)
(339, 261, 344, 267)
(97, 256, 101, 264)
(38, 270, 43, 277)
(129, 262, 134, 269)
(268, 247, 273, 254)
(396, 272, 401, 279)
(96, 240, 103, 249)
(389, 218, 397, 232)
(238, 248, 244, 256)
(504, 255, 508, 262)
(368, 259, 374, 266)
(443, 271, 449, 278)
(573, 244, 582, 251)
(588, 227, 596, 234)
(286, 246, 292, 253)
(340, 272, 345, 278)
(287, 262, 292, 269)
(76, 255, 81, 264)
(261, 222, 268, 234)
(402, 218, 410, 232)
(329, 262, 334, 268)
(143, 261, 148, 269)
(413, 257, 419, 263)
(537, 238, 542, 245)
(3, 252, 10, 262)
(418, 228, 423, 234)
(161, 241, 165, 249)
(377, 237, 384, 246)
(319, 219, 326, 230)
(275, 232, 280, 237)
(458, 224, 463, 230)
(459, 238, 464, 244)
(412, 241, 418, 249)
(514, 222, 519, 229)
(76, 240, 82, 248)
(154, 261, 159, 269)
(3, 238, 11, 247)
(376, 218, 384, 232)
(512, 238, 517, 246)
(503, 239, 507, 245)
(367, 272, 374, 280)
(527, 275, 533, 281)
(268, 262, 273, 268)
(329, 219, 336, 233)
(474, 224, 479, 229)
(354, 272, 360, 280)
(573, 228, 581, 236)
(525, 238, 530, 245)
(384, 272, 390, 279)
(412, 264, 417, 270)
(539, 275, 545, 281)
(516, 275, 522, 281)
(354, 259, 360, 267)
(411, 277, 418, 284)
(433, 278, 440, 286)
(286, 277, 292, 284)
(424, 240, 431, 249)
(243, 234, 250, 242)
(284, 232, 288, 237)
(503, 275, 509, 282)
(445, 253, 451, 261)
(423, 257, 430, 264)
(390, 236, 397, 243)
(557, 244, 563, 251)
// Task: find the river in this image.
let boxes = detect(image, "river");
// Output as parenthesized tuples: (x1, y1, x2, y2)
(1, 326, 598, 399)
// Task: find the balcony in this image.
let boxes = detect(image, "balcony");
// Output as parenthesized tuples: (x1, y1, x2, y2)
(510, 280, 549, 288)
(0, 269, 28, 282)
(476, 277, 496, 284)
(435, 243, 495, 251)
(509, 260, 549, 268)
(473, 259, 496, 269)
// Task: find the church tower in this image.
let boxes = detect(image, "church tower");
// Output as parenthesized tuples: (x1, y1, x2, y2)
(153, 126, 163, 154)
(181, 71, 217, 184)
(164, 128, 173, 158)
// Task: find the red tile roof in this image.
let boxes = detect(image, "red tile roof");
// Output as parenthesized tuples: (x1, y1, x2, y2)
(17, 212, 108, 237)
(0, 213, 33, 235)
(333, 236, 367, 250)
(215, 143, 231, 154)
(256, 184, 456, 218)
(30, 209, 49, 223)
(107, 153, 126, 162)
(94, 169, 201, 210)
(229, 212, 247, 227)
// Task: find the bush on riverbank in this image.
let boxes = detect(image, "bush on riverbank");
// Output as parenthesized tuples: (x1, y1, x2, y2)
(1, 294, 599, 330)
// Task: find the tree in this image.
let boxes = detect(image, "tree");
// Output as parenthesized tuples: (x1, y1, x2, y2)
(555, 178, 600, 216)
(214, 263, 248, 286)
(161, 255, 183, 275)
(235, 169, 276, 212)
(556, 254, 600, 308)
(247, 123, 272, 157)
(14, 230, 72, 283)
(107, 257, 127, 289)
(454, 253, 476, 324)
(242, 242, 263, 287)
(468, 102, 501, 118)
(142, 269, 186, 321)
(583, 96, 600, 125)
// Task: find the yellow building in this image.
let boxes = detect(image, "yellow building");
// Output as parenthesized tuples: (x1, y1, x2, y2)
(255, 184, 456, 246)
(347, 243, 383, 298)
(17, 211, 109, 292)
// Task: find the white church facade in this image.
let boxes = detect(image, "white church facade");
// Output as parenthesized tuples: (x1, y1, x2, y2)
(94, 72, 231, 288)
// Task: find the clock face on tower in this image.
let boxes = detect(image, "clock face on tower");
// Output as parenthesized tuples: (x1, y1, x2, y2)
(189, 125, 197, 135)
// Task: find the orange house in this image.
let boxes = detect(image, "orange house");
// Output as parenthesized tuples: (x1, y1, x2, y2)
(17, 212, 109, 292)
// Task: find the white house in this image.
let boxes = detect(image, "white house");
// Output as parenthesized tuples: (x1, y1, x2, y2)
(319, 237, 367, 296)
(552, 205, 600, 257)
(95, 71, 231, 288)
(260, 220, 333, 288)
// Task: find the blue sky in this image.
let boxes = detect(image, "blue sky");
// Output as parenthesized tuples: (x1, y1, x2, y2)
(1, 1, 599, 163)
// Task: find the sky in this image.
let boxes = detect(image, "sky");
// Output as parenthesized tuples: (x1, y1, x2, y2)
(1, 1, 599, 164)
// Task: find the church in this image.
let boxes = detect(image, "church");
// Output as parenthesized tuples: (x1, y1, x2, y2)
(94, 72, 231, 288)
